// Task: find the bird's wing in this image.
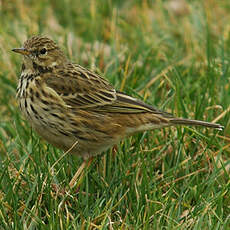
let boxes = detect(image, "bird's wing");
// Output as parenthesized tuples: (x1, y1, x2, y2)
(44, 63, 172, 116)
(98, 91, 173, 117)
(44, 63, 117, 108)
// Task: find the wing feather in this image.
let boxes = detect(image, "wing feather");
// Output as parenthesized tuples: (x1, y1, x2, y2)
(44, 63, 117, 108)
(44, 63, 172, 117)
(96, 92, 173, 118)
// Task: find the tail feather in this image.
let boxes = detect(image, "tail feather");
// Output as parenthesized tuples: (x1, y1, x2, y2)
(169, 118, 224, 130)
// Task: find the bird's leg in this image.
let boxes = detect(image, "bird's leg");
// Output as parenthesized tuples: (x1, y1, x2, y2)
(69, 157, 94, 189)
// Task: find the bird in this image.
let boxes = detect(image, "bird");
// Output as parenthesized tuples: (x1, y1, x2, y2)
(12, 35, 224, 188)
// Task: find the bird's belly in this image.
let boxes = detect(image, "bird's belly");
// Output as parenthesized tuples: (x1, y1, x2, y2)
(33, 123, 78, 153)
(17, 97, 123, 158)
(18, 97, 76, 149)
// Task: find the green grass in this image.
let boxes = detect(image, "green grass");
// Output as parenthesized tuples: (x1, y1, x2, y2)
(0, 0, 230, 229)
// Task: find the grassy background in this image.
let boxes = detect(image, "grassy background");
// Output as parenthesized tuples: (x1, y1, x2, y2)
(0, 0, 230, 229)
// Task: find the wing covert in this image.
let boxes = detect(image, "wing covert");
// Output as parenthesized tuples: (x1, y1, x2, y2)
(44, 63, 117, 108)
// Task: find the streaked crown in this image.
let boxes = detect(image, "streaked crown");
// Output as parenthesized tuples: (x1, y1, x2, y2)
(12, 36, 67, 69)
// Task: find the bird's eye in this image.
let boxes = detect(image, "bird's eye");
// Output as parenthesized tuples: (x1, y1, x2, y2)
(40, 48, 47, 55)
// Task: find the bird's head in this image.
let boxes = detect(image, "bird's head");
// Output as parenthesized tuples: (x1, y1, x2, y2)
(12, 36, 67, 71)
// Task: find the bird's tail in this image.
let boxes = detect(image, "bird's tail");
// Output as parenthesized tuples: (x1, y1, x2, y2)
(169, 118, 224, 130)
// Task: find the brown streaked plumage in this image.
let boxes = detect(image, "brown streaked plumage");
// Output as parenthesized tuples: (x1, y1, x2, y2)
(13, 36, 223, 186)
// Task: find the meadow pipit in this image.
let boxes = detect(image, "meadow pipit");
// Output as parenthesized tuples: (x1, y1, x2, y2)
(13, 36, 223, 188)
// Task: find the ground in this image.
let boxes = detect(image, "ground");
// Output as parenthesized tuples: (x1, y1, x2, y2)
(0, 0, 229, 229)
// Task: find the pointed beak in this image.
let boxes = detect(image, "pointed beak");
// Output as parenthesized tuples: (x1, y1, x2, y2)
(12, 47, 30, 56)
